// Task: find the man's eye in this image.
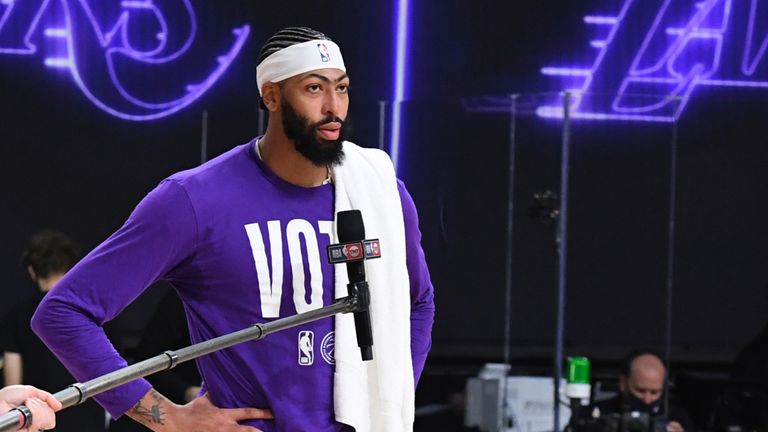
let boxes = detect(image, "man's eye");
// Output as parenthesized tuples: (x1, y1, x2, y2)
(338, 84, 350, 93)
(307, 84, 321, 93)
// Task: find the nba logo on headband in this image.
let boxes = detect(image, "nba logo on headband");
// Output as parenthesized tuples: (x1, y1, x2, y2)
(317, 43, 331, 62)
(256, 40, 346, 96)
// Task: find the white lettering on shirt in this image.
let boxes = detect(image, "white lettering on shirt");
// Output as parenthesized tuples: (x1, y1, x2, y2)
(245, 219, 333, 317)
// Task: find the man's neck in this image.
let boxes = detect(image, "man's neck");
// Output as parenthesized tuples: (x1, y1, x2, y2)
(38, 273, 65, 292)
(258, 131, 329, 187)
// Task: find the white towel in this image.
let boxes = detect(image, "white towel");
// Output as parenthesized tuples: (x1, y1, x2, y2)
(332, 142, 415, 432)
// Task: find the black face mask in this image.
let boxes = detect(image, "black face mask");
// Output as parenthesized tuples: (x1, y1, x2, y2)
(624, 391, 663, 415)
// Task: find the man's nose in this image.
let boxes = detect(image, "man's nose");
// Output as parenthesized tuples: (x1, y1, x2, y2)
(642, 393, 655, 404)
(322, 91, 340, 116)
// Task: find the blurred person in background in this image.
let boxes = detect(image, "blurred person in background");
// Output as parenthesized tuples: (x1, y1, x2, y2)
(588, 351, 693, 432)
(1, 230, 105, 431)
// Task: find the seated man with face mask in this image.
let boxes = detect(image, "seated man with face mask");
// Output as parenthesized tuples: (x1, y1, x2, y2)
(586, 351, 693, 432)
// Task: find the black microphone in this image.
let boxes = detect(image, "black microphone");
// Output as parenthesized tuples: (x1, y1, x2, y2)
(337, 210, 374, 361)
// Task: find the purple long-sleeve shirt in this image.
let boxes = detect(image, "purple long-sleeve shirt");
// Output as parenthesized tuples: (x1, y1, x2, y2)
(32, 141, 435, 432)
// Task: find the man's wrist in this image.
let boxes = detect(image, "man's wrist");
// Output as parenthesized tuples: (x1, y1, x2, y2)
(127, 388, 178, 431)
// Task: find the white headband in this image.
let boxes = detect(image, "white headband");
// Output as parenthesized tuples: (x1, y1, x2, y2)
(256, 40, 346, 96)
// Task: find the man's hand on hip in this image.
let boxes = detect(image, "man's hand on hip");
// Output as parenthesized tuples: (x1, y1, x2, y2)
(128, 388, 273, 431)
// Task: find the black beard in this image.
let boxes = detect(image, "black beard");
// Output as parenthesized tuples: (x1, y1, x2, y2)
(281, 98, 348, 167)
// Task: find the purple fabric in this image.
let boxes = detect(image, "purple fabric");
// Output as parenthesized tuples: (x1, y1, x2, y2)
(31, 140, 434, 431)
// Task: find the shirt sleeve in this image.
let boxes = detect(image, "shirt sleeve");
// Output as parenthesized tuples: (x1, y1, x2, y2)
(397, 180, 435, 386)
(31, 179, 198, 418)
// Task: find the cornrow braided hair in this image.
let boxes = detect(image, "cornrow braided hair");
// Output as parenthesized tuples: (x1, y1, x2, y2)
(257, 27, 332, 65)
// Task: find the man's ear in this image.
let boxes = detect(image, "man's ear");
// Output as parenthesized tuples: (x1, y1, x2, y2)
(27, 265, 37, 282)
(261, 83, 281, 112)
(618, 375, 627, 393)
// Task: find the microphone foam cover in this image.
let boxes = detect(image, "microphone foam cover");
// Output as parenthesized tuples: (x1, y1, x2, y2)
(337, 210, 365, 242)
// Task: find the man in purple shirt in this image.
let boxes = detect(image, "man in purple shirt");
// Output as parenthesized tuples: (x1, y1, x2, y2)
(32, 27, 434, 432)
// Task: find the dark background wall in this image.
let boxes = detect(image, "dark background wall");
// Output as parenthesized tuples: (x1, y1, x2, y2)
(397, 0, 768, 368)
(2, 0, 767, 382)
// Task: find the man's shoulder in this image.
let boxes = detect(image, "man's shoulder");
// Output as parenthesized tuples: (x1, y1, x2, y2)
(168, 141, 253, 184)
(5, 292, 41, 319)
(130, 141, 258, 217)
(159, 141, 259, 201)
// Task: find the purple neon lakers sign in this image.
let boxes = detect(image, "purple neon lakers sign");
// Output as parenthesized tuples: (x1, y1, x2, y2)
(537, 0, 768, 122)
(0, 0, 250, 121)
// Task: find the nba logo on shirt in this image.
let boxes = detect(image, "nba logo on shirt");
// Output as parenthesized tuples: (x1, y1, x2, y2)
(298, 331, 314, 366)
(317, 43, 331, 62)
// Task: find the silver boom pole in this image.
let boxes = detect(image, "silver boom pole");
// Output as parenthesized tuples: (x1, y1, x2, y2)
(0, 295, 360, 431)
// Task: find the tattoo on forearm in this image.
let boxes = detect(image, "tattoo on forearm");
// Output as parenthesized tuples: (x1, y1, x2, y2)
(131, 390, 166, 426)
